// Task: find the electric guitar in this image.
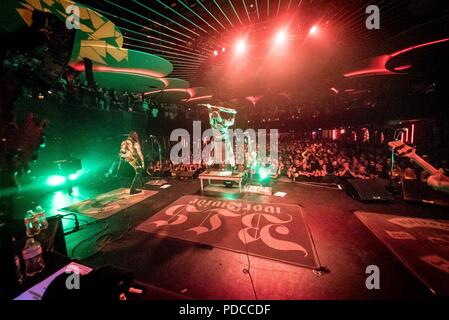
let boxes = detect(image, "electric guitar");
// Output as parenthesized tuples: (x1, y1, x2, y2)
(121, 152, 143, 169)
(199, 104, 237, 115)
(388, 140, 449, 193)
(119, 140, 143, 169)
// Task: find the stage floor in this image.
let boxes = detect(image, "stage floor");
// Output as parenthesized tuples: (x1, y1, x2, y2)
(13, 177, 449, 299)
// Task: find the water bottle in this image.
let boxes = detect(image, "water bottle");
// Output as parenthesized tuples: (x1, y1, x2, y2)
(22, 238, 45, 277)
(34, 206, 48, 230)
(24, 210, 39, 237)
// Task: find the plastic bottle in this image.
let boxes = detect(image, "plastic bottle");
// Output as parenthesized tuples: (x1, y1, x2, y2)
(24, 210, 39, 237)
(22, 238, 45, 277)
(34, 206, 48, 230)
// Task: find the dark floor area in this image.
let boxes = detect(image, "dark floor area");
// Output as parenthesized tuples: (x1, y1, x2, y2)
(13, 177, 449, 299)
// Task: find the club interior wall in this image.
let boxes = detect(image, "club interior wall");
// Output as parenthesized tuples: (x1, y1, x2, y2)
(14, 97, 148, 177)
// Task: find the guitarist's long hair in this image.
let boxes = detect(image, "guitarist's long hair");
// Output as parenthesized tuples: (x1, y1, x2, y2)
(128, 131, 139, 143)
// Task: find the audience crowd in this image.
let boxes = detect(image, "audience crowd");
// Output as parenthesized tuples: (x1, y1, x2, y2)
(143, 135, 448, 183)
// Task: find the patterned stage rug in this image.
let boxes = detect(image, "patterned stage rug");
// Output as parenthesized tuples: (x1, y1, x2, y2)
(355, 211, 449, 296)
(60, 188, 157, 220)
(136, 195, 320, 269)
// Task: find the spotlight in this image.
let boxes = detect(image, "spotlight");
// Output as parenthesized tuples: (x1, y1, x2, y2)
(309, 25, 318, 35)
(258, 167, 270, 180)
(274, 30, 287, 45)
(235, 39, 246, 55)
(46, 175, 66, 187)
(222, 47, 226, 53)
(213, 50, 218, 56)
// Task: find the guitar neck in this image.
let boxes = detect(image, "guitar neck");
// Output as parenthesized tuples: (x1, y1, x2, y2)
(410, 154, 438, 175)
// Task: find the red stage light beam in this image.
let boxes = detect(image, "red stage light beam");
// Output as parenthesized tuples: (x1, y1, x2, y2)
(235, 39, 246, 54)
(274, 30, 287, 45)
(309, 25, 318, 35)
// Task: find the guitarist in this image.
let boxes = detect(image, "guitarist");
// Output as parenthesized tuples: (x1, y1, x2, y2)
(119, 131, 144, 194)
(389, 140, 449, 194)
(427, 169, 449, 194)
(206, 104, 237, 171)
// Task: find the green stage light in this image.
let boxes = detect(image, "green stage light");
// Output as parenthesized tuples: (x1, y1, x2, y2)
(46, 175, 66, 186)
(69, 169, 84, 181)
(258, 167, 270, 180)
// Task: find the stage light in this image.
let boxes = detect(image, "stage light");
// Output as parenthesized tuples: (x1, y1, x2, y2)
(274, 30, 287, 45)
(68, 170, 83, 181)
(46, 175, 66, 187)
(235, 39, 246, 55)
(213, 50, 218, 56)
(258, 167, 270, 180)
(309, 25, 318, 35)
(71, 187, 80, 197)
(222, 47, 226, 53)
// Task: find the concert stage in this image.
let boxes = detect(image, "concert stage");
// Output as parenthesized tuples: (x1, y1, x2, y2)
(12, 177, 449, 299)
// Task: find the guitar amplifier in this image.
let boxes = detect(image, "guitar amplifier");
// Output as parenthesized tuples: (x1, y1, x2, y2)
(402, 179, 449, 207)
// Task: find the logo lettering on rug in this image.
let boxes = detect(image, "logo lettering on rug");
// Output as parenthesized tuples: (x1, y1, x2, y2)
(148, 197, 308, 255)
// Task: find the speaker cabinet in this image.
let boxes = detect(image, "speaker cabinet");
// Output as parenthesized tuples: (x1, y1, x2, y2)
(402, 179, 449, 207)
(345, 179, 394, 202)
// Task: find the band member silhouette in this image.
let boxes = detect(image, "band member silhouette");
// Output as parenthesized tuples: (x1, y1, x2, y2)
(119, 131, 144, 194)
(206, 104, 236, 171)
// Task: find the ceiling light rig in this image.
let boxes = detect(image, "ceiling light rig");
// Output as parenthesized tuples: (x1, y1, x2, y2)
(211, 47, 227, 57)
(77, 0, 416, 87)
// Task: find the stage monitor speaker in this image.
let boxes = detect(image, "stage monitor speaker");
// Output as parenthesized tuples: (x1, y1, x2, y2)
(402, 179, 449, 207)
(346, 179, 394, 202)
(176, 170, 196, 180)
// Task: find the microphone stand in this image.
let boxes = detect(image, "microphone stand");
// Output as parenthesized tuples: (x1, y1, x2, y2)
(389, 129, 402, 192)
(149, 135, 162, 175)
